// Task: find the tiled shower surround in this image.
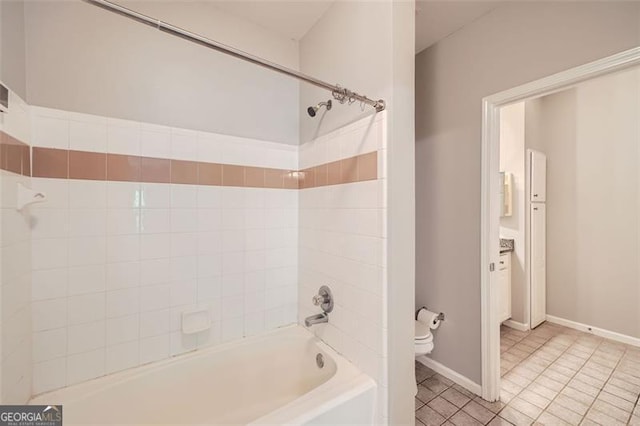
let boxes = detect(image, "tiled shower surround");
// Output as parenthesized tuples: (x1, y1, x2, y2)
(21, 106, 385, 399)
(298, 113, 388, 423)
(28, 107, 302, 394)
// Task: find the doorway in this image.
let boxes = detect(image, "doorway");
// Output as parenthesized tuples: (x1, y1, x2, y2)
(480, 46, 640, 402)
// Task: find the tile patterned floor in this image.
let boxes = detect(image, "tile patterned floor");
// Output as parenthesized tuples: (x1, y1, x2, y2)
(415, 322, 640, 425)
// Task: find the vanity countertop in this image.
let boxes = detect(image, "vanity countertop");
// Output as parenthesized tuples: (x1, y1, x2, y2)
(500, 238, 515, 254)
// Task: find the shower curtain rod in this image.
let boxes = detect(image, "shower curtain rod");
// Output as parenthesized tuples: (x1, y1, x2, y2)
(83, 0, 386, 112)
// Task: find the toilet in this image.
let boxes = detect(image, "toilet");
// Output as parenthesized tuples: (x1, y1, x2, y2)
(415, 319, 434, 357)
(414, 317, 435, 396)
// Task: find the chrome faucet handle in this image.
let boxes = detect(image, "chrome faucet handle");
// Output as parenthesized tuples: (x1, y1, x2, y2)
(312, 294, 327, 306)
(312, 285, 334, 313)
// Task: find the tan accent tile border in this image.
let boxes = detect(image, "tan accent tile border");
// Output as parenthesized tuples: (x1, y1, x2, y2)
(1, 131, 31, 177)
(8, 130, 378, 188)
(299, 151, 378, 189)
(69, 150, 106, 180)
(33, 147, 68, 179)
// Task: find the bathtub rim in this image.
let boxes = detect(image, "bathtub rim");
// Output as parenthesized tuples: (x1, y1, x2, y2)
(30, 324, 375, 424)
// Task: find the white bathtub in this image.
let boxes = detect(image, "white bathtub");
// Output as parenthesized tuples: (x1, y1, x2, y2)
(30, 326, 376, 425)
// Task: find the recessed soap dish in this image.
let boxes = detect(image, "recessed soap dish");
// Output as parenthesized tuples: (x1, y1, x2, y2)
(181, 308, 211, 334)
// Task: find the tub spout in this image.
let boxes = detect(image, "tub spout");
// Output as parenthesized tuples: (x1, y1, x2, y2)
(305, 313, 328, 327)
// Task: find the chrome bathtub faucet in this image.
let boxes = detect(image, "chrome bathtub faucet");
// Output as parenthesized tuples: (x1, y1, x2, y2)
(305, 286, 334, 327)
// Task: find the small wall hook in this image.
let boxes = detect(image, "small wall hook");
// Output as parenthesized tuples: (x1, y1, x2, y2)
(17, 183, 46, 211)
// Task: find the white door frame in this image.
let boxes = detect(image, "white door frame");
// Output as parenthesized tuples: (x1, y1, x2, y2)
(480, 46, 640, 401)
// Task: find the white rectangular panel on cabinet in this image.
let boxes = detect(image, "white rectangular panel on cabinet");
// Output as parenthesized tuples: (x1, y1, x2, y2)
(529, 150, 547, 203)
(499, 252, 511, 323)
(530, 203, 546, 328)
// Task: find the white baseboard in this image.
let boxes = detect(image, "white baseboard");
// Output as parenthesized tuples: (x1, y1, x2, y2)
(416, 356, 482, 397)
(502, 320, 529, 332)
(546, 315, 640, 348)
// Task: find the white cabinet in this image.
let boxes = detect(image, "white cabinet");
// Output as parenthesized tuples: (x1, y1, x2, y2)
(530, 204, 547, 328)
(498, 252, 512, 323)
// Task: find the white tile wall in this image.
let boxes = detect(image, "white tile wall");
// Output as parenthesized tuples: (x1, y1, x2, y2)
(24, 106, 388, 417)
(0, 87, 33, 404)
(298, 113, 388, 424)
(30, 180, 299, 395)
(28, 107, 300, 395)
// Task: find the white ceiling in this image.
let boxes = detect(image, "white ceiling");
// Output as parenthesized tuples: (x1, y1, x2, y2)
(211, 0, 500, 53)
(415, 1, 500, 53)
(211, 1, 334, 41)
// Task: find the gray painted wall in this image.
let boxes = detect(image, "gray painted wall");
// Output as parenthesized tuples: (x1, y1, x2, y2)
(526, 69, 640, 339)
(415, 1, 640, 384)
(23, 0, 300, 144)
(0, 0, 27, 99)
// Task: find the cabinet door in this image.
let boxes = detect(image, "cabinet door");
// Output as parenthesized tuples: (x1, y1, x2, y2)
(530, 204, 546, 328)
(530, 151, 547, 202)
(499, 254, 511, 323)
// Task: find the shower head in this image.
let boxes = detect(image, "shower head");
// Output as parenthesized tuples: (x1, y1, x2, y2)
(307, 100, 332, 118)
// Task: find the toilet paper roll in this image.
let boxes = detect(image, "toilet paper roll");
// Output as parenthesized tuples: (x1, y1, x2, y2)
(417, 308, 442, 330)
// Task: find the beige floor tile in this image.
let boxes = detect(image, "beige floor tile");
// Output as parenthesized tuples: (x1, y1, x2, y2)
(604, 382, 638, 402)
(541, 369, 571, 385)
(417, 397, 426, 410)
(583, 407, 626, 426)
(547, 363, 577, 379)
(487, 416, 514, 426)
(462, 400, 495, 424)
(424, 376, 452, 394)
(417, 363, 438, 382)
(417, 325, 640, 426)
(553, 394, 589, 416)
(474, 396, 506, 414)
(558, 386, 594, 407)
(612, 370, 640, 386)
(511, 366, 539, 381)
(590, 399, 631, 423)
(434, 373, 455, 387)
(501, 379, 524, 395)
(596, 390, 634, 412)
(418, 384, 439, 404)
(448, 410, 484, 426)
(504, 372, 533, 388)
(536, 411, 571, 426)
(545, 401, 583, 426)
(508, 397, 543, 420)
(534, 375, 564, 392)
(579, 365, 611, 382)
(566, 378, 599, 397)
(441, 387, 472, 408)
(500, 389, 516, 404)
(518, 389, 550, 410)
(452, 384, 477, 399)
(609, 376, 640, 394)
(526, 382, 558, 401)
(498, 406, 533, 426)
(428, 396, 459, 419)
(416, 405, 447, 426)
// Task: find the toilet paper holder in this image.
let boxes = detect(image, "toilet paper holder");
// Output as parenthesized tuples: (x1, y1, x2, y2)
(415, 307, 445, 322)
